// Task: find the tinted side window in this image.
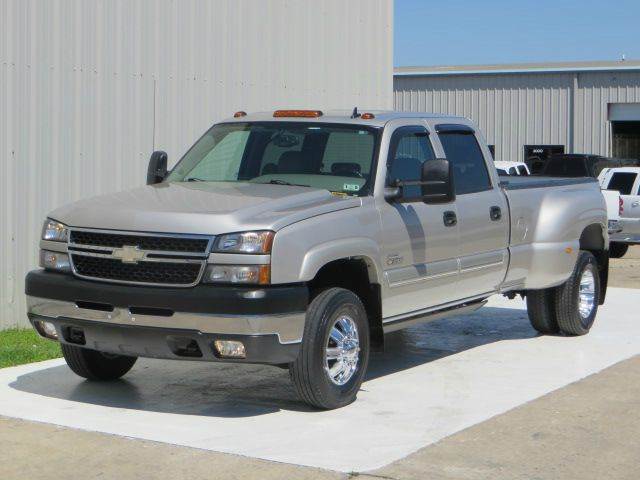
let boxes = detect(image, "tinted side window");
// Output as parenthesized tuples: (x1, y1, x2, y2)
(608, 172, 637, 195)
(387, 127, 436, 199)
(439, 131, 491, 195)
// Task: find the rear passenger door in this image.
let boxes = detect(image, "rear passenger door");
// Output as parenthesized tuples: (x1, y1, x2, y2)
(435, 124, 509, 299)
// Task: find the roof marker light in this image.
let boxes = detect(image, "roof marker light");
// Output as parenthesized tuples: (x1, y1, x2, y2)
(273, 110, 323, 118)
(360, 112, 375, 119)
(234, 111, 247, 118)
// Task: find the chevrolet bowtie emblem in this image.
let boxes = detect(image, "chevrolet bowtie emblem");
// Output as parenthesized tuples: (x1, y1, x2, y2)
(112, 245, 146, 264)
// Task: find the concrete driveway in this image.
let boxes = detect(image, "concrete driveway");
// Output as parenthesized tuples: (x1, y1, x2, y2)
(1, 277, 640, 477)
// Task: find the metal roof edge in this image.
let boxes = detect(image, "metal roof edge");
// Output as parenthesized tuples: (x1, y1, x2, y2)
(394, 65, 640, 77)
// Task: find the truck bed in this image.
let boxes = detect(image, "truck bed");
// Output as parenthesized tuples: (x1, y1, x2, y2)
(498, 174, 605, 291)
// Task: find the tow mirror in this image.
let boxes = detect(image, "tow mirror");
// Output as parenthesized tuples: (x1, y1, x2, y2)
(147, 151, 168, 185)
(385, 158, 455, 204)
(420, 158, 455, 204)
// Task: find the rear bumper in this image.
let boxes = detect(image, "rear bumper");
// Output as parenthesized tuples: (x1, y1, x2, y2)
(25, 270, 308, 364)
(609, 232, 640, 244)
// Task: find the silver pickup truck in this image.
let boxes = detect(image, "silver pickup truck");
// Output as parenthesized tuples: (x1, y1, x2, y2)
(26, 110, 609, 409)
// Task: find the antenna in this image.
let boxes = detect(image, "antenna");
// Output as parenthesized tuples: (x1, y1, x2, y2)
(351, 107, 360, 119)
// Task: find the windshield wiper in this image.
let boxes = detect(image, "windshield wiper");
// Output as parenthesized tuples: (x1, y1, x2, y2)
(185, 177, 207, 182)
(262, 179, 311, 187)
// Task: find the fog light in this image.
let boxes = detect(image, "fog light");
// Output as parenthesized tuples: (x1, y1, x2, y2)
(213, 340, 246, 359)
(36, 320, 58, 340)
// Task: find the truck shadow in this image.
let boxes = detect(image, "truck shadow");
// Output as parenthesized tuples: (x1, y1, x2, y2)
(10, 306, 537, 418)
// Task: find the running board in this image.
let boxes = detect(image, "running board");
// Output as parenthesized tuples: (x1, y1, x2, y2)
(382, 299, 488, 334)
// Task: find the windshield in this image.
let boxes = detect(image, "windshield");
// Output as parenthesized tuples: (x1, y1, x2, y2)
(166, 122, 380, 196)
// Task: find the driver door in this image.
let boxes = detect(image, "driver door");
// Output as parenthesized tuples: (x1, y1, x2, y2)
(377, 123, 460, 320)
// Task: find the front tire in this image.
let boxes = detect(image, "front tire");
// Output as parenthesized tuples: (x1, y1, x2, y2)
(290, 288, 370, 410)
(61, 344, 137, 380)
(554, 251, 600, 336)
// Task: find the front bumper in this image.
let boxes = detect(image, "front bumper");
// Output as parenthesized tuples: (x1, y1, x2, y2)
(26, 270, 308, 364)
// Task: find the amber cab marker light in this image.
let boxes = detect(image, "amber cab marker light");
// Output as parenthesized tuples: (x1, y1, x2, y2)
(360, 112, 375, 120)
(273, 110, 323, 118)
(234, 111, 247, 118)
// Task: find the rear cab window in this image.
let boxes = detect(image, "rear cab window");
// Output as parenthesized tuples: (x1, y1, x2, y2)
(436, 125, 492, 195)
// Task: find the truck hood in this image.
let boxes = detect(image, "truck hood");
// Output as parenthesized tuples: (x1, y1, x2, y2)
(49, 182, 361, 235)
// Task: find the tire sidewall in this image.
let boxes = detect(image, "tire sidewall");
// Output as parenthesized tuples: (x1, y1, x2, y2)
(307, 290, 370, 407)
(574, 253, 600, 331)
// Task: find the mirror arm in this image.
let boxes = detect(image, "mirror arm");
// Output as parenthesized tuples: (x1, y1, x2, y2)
(384, 186, 401, 201)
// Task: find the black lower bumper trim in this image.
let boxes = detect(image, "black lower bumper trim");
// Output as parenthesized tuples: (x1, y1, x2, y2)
(29, 314, 300, 365)
(25, 270, 308, 315)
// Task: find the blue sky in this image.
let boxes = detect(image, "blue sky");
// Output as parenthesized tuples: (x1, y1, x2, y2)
(395, 0, 640, 67)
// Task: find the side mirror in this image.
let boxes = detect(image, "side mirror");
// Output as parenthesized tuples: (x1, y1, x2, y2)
(147, 151, 168, 185)
(421, 158, 455, 204)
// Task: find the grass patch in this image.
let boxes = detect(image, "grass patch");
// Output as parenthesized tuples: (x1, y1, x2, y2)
(0, 328, 62, 368)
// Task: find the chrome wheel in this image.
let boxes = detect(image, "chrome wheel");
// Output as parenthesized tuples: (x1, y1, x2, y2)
(578, 267, 596, 319)
(324, 315, 360, 386)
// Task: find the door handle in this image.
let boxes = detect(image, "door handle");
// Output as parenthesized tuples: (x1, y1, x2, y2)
(632, 201, 639, 207)
(443, 210, 457, 227)
(490, 206, 502, 221)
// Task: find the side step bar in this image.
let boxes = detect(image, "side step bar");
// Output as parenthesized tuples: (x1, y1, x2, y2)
(382, 298, 488, 333)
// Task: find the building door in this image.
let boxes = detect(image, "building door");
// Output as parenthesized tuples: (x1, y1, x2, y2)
(612, 122, 640, 160)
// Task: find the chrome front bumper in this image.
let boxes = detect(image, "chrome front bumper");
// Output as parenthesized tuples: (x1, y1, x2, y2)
(27, 296, 305, 344)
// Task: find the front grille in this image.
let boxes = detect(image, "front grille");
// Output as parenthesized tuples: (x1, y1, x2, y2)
(72, 255, 202, 285)
(69, 230, 210, 253)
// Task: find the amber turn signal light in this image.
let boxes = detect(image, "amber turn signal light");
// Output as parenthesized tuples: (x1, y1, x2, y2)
(273, 110, 323, 118)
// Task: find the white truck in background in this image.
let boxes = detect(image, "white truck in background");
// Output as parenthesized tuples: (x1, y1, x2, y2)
(494, 161, 530, 176)
(599, 167, 640, 258)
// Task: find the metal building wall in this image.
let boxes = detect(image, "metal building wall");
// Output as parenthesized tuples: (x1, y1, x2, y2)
(394, 73, 573, 162)
(394, 70, 640, 162)
(0, 0, 393, 329)
(574, 71, 640, 156)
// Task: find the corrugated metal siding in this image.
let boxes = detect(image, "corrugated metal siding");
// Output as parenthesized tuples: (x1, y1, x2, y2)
(394, 73, 573, 161)
(394, 70, 640, 162)
(574, 71, 640, 156)
(0, 0, 393, 329)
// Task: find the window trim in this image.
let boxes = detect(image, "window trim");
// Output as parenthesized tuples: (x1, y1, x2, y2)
(435, 123, 475, 134)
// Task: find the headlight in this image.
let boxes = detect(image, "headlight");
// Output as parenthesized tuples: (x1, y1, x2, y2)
(203, 264, 270, 284)
(39, 250, 71, 272)
(42, 219, 69, 242)
(213, 231, 274, 254)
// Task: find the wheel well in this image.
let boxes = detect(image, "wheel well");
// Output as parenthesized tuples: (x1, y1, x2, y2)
(579, 223, 608, 304)
(308, 258, 383, 349)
